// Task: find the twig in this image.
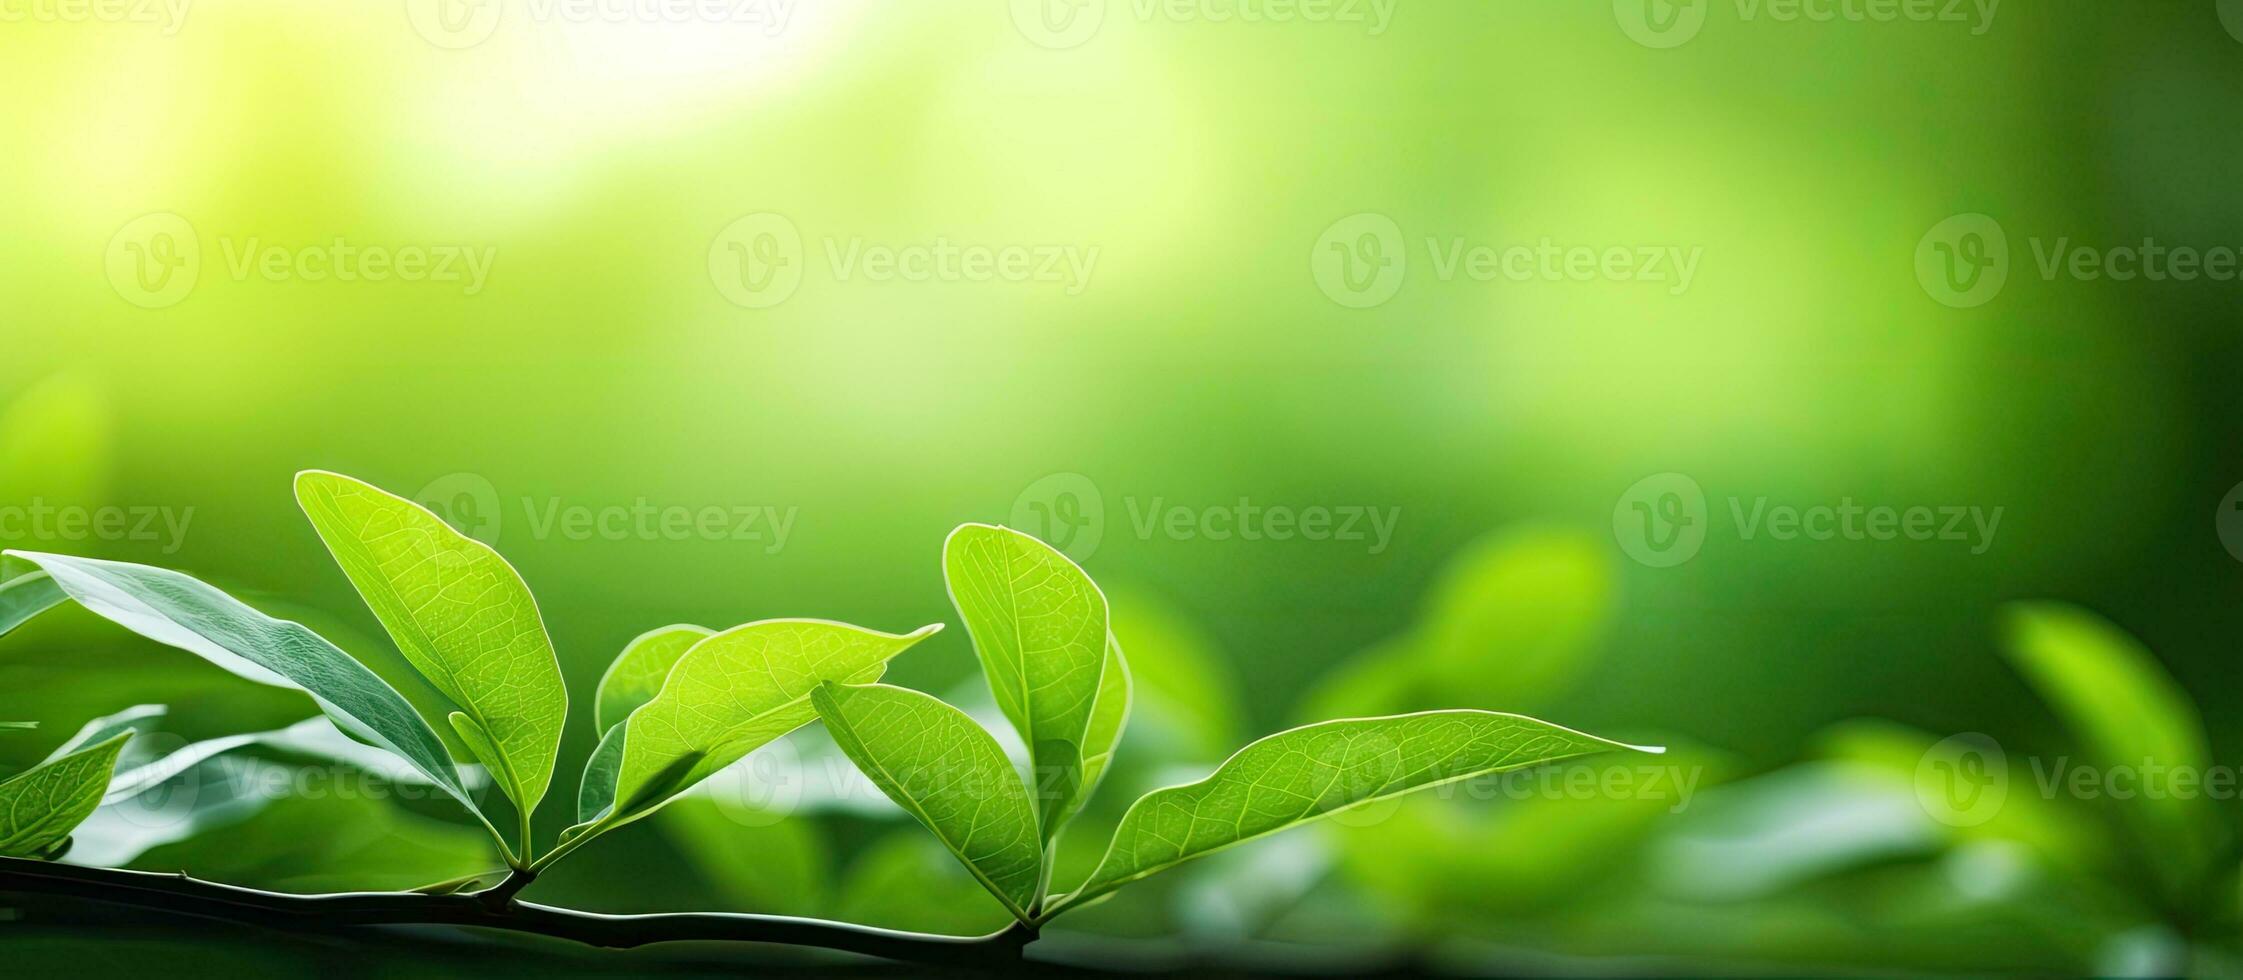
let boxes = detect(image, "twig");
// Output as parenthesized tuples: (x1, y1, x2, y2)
(0, 856, 1036, 969)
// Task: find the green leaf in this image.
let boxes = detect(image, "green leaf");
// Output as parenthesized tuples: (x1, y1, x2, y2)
(812, 682, 1042, 922)
(1, 551, 483, 831)
(0, 722, 34, 732)
(294, 470, 568, 818)
(1058, 710, 1659, 914)
(943, 523, 1109, 840)
(2001, 602, 2222, 891)
(1074, 637, 1131, 813)
(46, 703, 166, 760)
(575, 721, 628, 825)
(0, 731, 131, 858)
(0, 571, 68, 640)
(1416, 527, 1613, 710)
(596, 625, 712, 733)
(594, 619, 941, 832)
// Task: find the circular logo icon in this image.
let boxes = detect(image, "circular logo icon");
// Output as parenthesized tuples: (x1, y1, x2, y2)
(2218, 481, 2243, 563)
(1010, 472, 1105, 562)
(1915, 213, 2009, 309)
(1010, 0, 1105, 49)
(1311, 212, 1407, 309)
(710, 212, 805, 309)
(105, 213, 200, 310)
(2221, 0, 2243, 43)
(1915, 732, 2007, 827)
(1614, 0, 1706, 48)
(707, 738, 802, 825)
(104, 731, 202, 831)
(415, 472, 503, 545)
(1614, 472, 1707, 568)
(407, 0, 501, 49)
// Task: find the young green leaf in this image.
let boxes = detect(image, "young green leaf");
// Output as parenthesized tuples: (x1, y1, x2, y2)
(2001, 602, 2221, 892)
(812, 682, 1042, 922)
(294, 470, 568, 820)
(1054, 710, 1659, 915)
(574, 721, 628, 825)
(0, 731, 131, 858)
(1, 551, 485, 834)
(0, 721, 34, 732)
(0, 570, 67, 640)
(943, 523, 1108, 840)
(1071, 637, 1131, 819)
(596, 625, 713, 733)
(591, 619, 942, 832)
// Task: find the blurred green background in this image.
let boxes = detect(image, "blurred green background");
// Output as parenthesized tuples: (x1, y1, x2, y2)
(6, 0, 2243, 974)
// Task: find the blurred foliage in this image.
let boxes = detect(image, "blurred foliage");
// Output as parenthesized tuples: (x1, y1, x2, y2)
(5, 1, 2243, 974)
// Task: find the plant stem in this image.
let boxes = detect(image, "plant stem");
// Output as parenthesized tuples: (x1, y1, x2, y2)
(0, 856, 1036, 968)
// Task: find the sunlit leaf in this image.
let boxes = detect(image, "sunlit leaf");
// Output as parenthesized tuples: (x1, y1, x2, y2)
(596, 625, 712, 733)
(294, 470, 568, 818)
(1, 551, 483, 831)
(2001, 602, 2222, 892)
(813, 682, 1041, 921)
(0, 731, 130, 858)
(588, 618, 940, 833)
(1059, 710, 1657, 913)
(944, 523, 1108, 840)
(1075, 637, 1132, 811)
(0, 571, 67, 640)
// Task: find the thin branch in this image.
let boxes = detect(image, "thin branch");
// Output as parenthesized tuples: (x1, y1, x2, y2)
(0, 856, 1035, 969)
